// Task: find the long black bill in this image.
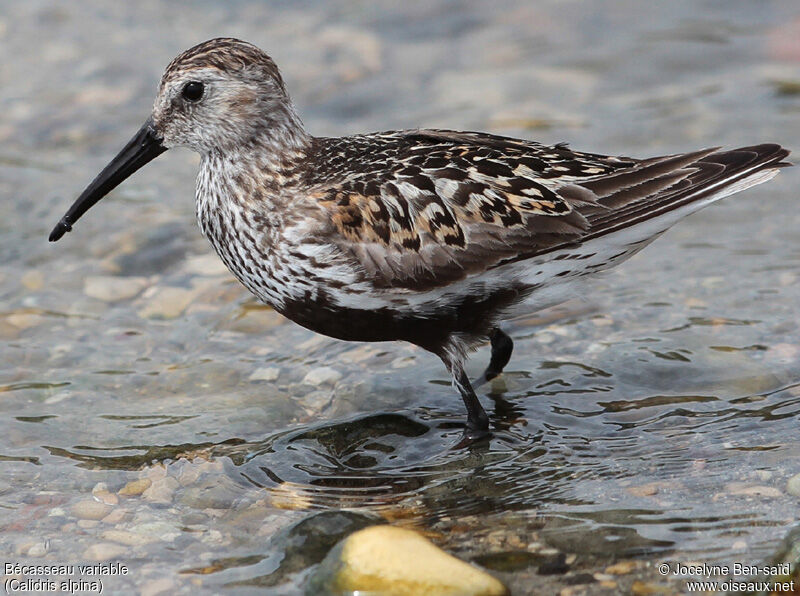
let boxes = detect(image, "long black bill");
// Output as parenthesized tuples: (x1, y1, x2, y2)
(49, 118, 167, 242)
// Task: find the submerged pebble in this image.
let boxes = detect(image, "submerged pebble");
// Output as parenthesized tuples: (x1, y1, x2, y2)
(605, 560, 638, 575)
(787, 473, 800, 497)
(178, 477, 238, 509)
(139, 578, 176, 596)
(625, 483, 661, 497)
(725, 483, 783, 498)
(630, 581, 673, 595)
(26, 541, 48, 557)
(131, 521, 182, 543)
(101, 509, 128, 525)
(267, 481, 315, 511)
(6, 312, 44, 329)
(21, 270, 44, 291)
(249, 367, 280, 382)
(138, 286, 196, 319)
(83, 542, 128, 561)
(101, 529, 158, 546)
(71, 500, 113, 520)
(142, 476, 179, 503)
(92, 482, 119, 505)
(118, 478, 152, 496)
(84, 275, 149, 302)
(303, 366, 343, 386)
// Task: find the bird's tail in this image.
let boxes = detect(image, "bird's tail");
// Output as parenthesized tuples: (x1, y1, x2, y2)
(581, 143, 791, 241)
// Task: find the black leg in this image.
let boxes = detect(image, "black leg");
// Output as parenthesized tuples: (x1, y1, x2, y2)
(436, 339, 491, 446)
(474, 328, 514, 388)
(446, 363, 490, 447)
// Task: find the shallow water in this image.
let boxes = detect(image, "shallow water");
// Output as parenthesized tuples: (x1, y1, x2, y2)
(2, 1, 800, 594)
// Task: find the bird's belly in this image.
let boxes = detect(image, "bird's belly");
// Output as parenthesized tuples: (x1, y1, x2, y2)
(275, 278, 539, 349)
(276, 287, 522, 350)
(202, 204, 659, 347)
(204, 235, 410, 342)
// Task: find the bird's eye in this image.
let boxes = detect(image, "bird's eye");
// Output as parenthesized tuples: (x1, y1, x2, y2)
(181, 81, 204, 102)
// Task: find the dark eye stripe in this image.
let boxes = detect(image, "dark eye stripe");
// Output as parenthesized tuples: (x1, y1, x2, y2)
(182, 81, 204, 102)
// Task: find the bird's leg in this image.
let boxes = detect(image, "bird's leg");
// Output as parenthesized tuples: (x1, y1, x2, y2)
(449, 361, 490, 442)
(474, 328, 514, 388)
(436, 339, 491, 446)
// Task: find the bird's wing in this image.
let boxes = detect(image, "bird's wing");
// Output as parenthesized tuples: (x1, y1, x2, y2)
(307, 130, 788, 291)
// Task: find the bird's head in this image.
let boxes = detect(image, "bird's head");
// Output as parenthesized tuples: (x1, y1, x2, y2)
(153, 38, 300, 153)
(49, 38, 304, 242)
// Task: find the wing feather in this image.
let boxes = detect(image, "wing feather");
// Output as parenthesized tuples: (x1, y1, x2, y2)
(306, 132, 789, 290)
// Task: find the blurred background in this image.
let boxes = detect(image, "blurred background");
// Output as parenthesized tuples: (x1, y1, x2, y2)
(1, 1, 799, 594)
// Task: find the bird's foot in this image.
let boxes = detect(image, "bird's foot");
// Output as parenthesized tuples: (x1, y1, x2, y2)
(451, 420, 491, 449)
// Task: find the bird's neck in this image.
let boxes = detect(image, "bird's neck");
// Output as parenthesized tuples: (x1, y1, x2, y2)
(250, 100, 312, 162)
(194, 103, 314, 283)
(199, 94, 313, 163)
(194, 143, 310, 309)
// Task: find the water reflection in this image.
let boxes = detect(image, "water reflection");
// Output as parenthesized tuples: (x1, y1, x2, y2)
(228, 411, 541, 513)
(44, 438, 247, 470)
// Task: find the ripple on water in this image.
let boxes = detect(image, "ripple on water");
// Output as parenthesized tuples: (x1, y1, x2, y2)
(206, 357, 800, 565)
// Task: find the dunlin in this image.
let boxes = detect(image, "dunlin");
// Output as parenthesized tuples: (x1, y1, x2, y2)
(50, 38, 790, 443)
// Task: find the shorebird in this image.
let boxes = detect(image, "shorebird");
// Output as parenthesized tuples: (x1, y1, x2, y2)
(50, 38, 790, 444)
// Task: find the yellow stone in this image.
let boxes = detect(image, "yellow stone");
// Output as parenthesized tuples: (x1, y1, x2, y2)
(21, 270, 44, 291)
(625, 482, 661, 497)
(630, 581, 673, 595)
(118, 478, 152, 496)
(84, 275, 148, 302)
(138, 286, 195, 319)
(101, 529, 157, 546)
(266, 482, 314, 511)
(92, 489, 119, 506)
(605, 560, 637, 575)
(324, 525, 507, 596)
(71, 500, 113, 521)
(6, 312, 43, 329)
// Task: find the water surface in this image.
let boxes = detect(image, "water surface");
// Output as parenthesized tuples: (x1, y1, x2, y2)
(1, 1, 799, 594)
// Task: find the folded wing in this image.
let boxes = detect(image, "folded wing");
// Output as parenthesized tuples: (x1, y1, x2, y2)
(309, 131, 790, 291)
